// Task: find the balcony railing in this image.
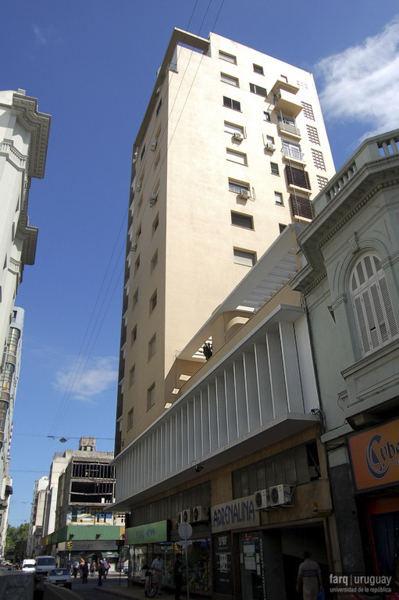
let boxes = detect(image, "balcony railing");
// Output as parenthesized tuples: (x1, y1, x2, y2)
(282, 146, 304, 162)
(278, 121, 301, 138)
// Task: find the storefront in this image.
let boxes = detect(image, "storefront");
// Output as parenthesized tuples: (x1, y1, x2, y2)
(348, 417, 399, 586)
(126, 519, 211, 594)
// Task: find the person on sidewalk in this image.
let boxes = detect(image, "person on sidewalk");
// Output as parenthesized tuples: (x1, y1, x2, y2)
(173, 553, 183, 600)
(81, 561, 89, 585)
(151, 553, 164, 596)
(296, 551, 322, 600)
(98, 561, 105, 587)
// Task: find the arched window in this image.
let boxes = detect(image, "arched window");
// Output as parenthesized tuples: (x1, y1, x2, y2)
(350, 253, 398, 356)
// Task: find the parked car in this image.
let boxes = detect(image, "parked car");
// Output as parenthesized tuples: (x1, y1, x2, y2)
(22, 559, 36, 573)
(35, 555, 56, 576)
(45, 568, 73, 589)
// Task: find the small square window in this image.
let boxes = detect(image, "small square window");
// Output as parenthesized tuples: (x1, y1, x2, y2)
(228, 179, 250, 195)
(223, 96, 241, 111)
(132, 288, 139, 308)
(279, 223, 287, 233)
(134, 254, 140, 274)
(250, 83, 267, 97)
(231, 212, 253, 229)
(219, 50, 237, 64)
(233, 248, 256, 266)
(131, 325, 137, 346)
(152, 213, 159, 235)
(147, 383, 156, 409)
(271, 162, 279, 176)
(148, 334, 156, 359)
(264, 111, 271, 122)
(274, 192, 284, 205)
(150, 290, 157, 313)
(226, 148, 247, 166)
(221, 72, 239, 87)
(266, 135, 275, 145)
(151, 249, 158, 272)
(129, 365, 136, 387)
(253, 64, 264, 75)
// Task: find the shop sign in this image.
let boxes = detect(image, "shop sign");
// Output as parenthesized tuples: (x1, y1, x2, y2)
(211, 495, 260, 533)
(348, 417, 399, 492)
(63, 540, 117, 551)
(213, 533, 233, 595)
(126, 520, 167, 545)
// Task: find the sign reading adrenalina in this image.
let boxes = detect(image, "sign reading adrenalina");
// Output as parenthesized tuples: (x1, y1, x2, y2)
(211, 496, 260, 534)
(348, 417, 399, 492)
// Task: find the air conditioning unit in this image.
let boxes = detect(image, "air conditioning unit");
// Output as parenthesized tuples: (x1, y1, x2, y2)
(254, 489, 271, 510)
(192, 506, 208, 523)
(150, 140, 157, 151)
(265, 142, 275, 151)
(178, 509, 191, 524)
(239, 189, 251, 199)
(131, 242, 137, 252)
(150, 193, 158, 206)
(233, 132, 244, 141)
(269, 484, 293, 507)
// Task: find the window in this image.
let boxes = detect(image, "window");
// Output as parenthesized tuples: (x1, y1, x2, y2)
(253, 64, 264, 75)
(226, 148, 247, 165)
(223, 96, 241, 111)
(219, 50, 237, 64)
(231, 212, 253, 229)
(129, 365, 135, 387)
(131, 325, 137, 346)
(289, 194, 314, 220)
(311, 148, 326, 170)
(317, 175, 329, 191)
(148, 334, 157, 359)
(250, 83, 267, 97)
(151, 249, 158, 272)
(221, 72, 239, 87)
(266, 135, 275, 145)
(271, 162, 279, 175)
(147, 383, 156, 409)
(234, 248, 256, 266)
(350, 254, 399, 356)
(140, 145, 146, 160)
(285, 166, 311, 190)
(133, 288, 139, 308)
(224, 121, 244, 136)
(279, 223, 287, 233)
(264, 111, 271, 122)
(306, 125, 320, 145)
(274, 192, 283, 205)
(156, 98, 162, 116)
(127, 408, 134, 430)
(152, 213, 159, 234)
(150, 290, 157, 313)
(301, 101, 315, 120)
(134, 254, 140, 274)
(229, 179, 250, 195)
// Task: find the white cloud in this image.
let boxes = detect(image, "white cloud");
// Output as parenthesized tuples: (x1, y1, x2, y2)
(316, 16, 399, 139)
(33, 25, 48, 45)
(53, 356, 118, 402)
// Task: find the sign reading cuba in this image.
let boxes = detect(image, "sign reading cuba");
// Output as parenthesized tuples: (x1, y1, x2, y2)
(348, 418, 399, 492)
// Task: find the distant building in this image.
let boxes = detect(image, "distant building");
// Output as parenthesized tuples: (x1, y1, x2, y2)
(41, 437, 124, 569)
(26, 476, 49, 558)
(292, 130, 399, 578)
(0, 89, 51, 557)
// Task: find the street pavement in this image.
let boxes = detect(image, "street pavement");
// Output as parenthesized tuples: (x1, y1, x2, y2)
(71, 572, 180, 600)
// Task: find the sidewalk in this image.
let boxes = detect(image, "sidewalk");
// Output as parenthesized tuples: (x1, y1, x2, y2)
(97, 574, 179, 600)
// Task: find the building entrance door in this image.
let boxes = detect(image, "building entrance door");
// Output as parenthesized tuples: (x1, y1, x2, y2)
(238, 532, 265, 600)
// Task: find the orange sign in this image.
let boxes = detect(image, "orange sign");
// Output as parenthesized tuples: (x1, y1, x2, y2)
(347, 418, 399, 492)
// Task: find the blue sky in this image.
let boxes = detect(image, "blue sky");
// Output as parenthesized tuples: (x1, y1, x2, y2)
(2, 0, 399, 526)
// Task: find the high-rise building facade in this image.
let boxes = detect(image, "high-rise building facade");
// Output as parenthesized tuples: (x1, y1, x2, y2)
(115, 29, 335, 457)
(0, 90, 50, 557)
(27, 476, 49, 558)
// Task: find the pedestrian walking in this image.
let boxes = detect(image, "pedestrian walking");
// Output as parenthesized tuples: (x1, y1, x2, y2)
(173, 553, 183, 600)
(296, 551, 323, 600)
(81, 561, 89, 585)
(151, 553, 164, 595)
(98, 561, 105, 586)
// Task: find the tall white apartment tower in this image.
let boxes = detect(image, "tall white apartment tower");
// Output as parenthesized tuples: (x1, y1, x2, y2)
(114, 30, 335, 456)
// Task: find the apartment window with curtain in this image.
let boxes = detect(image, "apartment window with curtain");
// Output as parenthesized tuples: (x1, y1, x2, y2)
(350, 253, 399, 356)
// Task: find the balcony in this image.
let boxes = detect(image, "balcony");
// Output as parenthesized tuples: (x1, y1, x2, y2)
(278, 121, 301, 139)
(272, 86, 303, 118)
(282, 146, 305, 164)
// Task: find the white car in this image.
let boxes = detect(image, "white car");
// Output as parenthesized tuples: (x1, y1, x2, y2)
(35, 555, 56, 576)
(45, 568, 73, 589)
(22, 559, 36, 573)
